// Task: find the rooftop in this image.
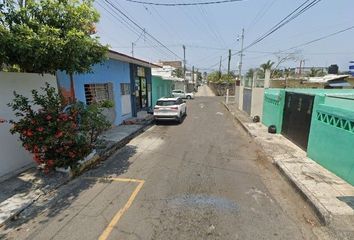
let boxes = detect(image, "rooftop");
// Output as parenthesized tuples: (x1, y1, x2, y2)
(308, 74, 349, 83)
(108, 50, 162, 68)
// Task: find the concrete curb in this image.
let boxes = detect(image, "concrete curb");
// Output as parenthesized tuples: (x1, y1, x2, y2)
(221, 101, 333, 226)
(274, 160, 330, 225)
(97, 123, 153, 164)
(221, 102, 253, 138)
(0, 122, 153, 227)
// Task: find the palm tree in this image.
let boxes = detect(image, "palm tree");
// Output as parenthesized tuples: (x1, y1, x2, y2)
(258, 60, 275, 78)
(260, 60, 275, 73)
(245, 68, 255, 79)
(272, 69, 283, 78)
(307, 67, 321, 77)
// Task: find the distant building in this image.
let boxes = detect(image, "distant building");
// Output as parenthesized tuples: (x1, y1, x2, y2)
(293, 66, 328, 76)
(158, 61, 182, 69)
(185, 71, 197, 84)
(349, 61, 354, 76)
(152, 65, 176, 78)
(152, 65, 185, 105)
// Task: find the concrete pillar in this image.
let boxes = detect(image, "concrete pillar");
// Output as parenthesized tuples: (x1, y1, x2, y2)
(252, 71, 257, 88)
(264, 69, 271, 88)
(238, 85, 244, 110)
(226, 89, 229, 104)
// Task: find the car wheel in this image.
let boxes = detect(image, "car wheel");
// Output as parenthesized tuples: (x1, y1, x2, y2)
(184, 108, 187, 116)
(187, 95, 192, 99)
(177, 113, 182, 124)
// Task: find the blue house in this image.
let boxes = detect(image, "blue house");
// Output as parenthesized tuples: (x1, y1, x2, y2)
(57, 50, 160, 125)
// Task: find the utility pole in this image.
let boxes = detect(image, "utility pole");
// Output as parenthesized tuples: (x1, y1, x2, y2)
(299, 60, 302, 77)
(131, 42, 135, 57)
(238, 28, 245, 84)
(183, 45, 186, 80)
(219, 56, 222, 80)
(228, 49, 231, 75)
(192, 65, 195, 84)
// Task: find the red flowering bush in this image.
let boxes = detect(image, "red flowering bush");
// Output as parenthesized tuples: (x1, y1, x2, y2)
(8, 83, 110, 172)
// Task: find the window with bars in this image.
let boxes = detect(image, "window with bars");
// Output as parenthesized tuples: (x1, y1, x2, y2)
(120, 83, 131, 95)
(84, 83, 113, 105)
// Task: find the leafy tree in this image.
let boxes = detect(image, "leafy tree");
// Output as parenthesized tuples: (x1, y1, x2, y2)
(272, 69, 283, 78)
(220, 73, 235, 83)
(245, 68, 255, 79)
(307, 67, 322, 77)
(207, 71, 235, 84)
(207, 71, 220, 83)
(283, 68, 295, 78)
(196, 71, 202, 82)
(172, 68, 183, 78)
(1, 0, 108, 99)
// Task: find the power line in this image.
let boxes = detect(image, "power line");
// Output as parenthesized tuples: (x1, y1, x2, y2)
(124, 0, 244, 6)
(97, 1, 175, 58)
(173, 3, 225, 49)
(206, 0, 323, 71)
(247, 0, 277, 33)
(104, 0, 183, 60)
(282, 25, 354, 52)
(247, 25, 354, 58)
(234, 26, 354, 65)
(240, 0, 322, 54)
(205, 24, 354, 72)
(198, 5, 227, 48)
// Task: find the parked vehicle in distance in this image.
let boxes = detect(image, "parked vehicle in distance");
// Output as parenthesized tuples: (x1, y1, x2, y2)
(172, 89, 194, 99)
(153, 97, 187, 123)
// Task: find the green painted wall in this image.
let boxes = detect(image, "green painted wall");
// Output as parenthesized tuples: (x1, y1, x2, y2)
(283, 89, 354, 95)
(262, 88, 354, 185)
(262, 89, 285, 133)
(152, 76, 173, 107)
(307, 95, 354, 185)
(262, 88, 354, 134)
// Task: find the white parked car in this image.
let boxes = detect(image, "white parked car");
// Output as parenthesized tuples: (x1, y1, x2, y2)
(172, 89, 194, 99)
(153, 97, 187, 123)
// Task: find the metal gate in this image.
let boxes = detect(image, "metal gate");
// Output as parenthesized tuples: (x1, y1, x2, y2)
(282, 92, 314, 150)
(243, 88, 252, 115)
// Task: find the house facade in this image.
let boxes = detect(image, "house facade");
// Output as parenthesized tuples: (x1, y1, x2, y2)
(151, 65, 185, 106)
(151, 75, 174, 107)
(57, 50, 160, 125)
(262, 88, 354, 185)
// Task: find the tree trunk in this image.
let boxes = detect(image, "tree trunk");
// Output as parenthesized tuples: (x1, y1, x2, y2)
(69, 73, 75, 102)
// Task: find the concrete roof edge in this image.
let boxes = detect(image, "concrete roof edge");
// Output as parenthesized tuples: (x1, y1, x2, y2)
(108, 50, 162, 68)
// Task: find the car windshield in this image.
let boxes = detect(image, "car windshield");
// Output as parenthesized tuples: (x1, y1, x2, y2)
(156, 100, 177, 106)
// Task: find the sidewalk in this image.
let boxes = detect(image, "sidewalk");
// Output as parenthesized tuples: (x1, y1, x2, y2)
(223, 102, 354, 230)
(0, 121, 153, 227)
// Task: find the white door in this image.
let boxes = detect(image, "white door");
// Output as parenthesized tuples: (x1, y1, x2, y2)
(121, 83, 132, 116)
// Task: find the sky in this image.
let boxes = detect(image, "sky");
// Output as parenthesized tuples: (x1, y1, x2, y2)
(93, 0, 354, 74)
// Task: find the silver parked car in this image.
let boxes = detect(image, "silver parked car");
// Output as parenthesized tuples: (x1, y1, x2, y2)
(153, 97, 187, 123)
(171, 89, 194, 99)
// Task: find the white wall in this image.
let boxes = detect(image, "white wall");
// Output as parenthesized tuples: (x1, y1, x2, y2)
(250, 88, 265, 120)
(237, 86, 244, 111)
(0, 72, 57, 179)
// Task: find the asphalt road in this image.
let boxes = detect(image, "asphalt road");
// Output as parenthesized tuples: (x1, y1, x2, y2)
(2, 94, 327, 240)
